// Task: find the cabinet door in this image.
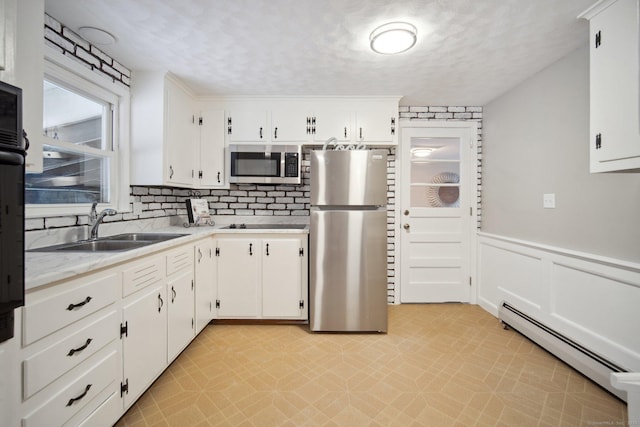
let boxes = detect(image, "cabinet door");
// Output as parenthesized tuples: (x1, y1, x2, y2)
(227, 110, 268, 142)
(199, 110, 226, 187)
(15, 0, 44, 172)
(215, 238, 260, 317)
(165, 79, 197, 186)
(122, 283, 166, 409)
(262, 238, 305, 318)
(355, 107, 397, 143)
(194, 240, 215, 333)
(313, 108, 352, 142)
(271, 108, 310, 142)
(589, 0, 640, 169)
(167, 269, 195, 361)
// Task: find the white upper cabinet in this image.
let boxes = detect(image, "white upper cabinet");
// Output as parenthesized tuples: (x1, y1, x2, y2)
(198, 109, 226, 187)
(131, 72, 227, 188)
(14, 0, 45, 173)
(164, 78, 198, 187)
(580, 0, 640, 172)
(270, 107, 312, 142)
(226, 110, 268, 142)
(355, 104, 398, 144)
(221, 97, 400, 146)
(311, 108, 351, 142)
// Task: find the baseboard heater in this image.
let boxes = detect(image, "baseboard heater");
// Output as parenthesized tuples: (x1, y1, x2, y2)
(498, 301, 628, 401)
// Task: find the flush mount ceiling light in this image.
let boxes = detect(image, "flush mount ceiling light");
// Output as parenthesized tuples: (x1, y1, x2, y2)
(78, 26, 116, 45)
(411, 147, 434, 158)
(370, 22, 417, 54)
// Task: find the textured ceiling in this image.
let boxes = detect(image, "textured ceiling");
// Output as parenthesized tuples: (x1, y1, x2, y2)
(44, 0, 593, 106)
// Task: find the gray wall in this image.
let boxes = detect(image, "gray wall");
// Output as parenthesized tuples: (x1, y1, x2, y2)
(482, 46, 640, 263)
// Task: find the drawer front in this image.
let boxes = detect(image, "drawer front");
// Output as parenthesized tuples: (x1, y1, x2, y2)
(166, 246, 194, 276)
(74, 388, 120, 427)
(22, 350, 119, 427)
(23, 311, 119, 399)
(122, 254, 165, 297)
(23, 271, 119, 345)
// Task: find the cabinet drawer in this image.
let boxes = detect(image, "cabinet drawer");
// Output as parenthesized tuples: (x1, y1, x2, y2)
(23, 311, 118, 399)
(23, 271, 119, 345)
(76, 388, 120, 427)
(166, 246, 193, 276)
(122, 254, 165, 297)
(22, 350, 119, 427)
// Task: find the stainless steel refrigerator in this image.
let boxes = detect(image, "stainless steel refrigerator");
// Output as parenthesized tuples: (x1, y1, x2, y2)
(310, 149, 388, 332)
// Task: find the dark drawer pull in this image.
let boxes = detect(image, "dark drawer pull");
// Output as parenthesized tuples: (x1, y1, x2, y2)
(66, 384, 92, 407)
(158, 293, 164, 313)
(67, 338, 93, 356)
(66, 296, 92, 311)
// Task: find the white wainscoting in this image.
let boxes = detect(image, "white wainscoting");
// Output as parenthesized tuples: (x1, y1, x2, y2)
(477, 232, 640, 373)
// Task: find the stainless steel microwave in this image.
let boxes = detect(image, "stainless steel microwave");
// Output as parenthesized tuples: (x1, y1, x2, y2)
(227, 144, 302, 184)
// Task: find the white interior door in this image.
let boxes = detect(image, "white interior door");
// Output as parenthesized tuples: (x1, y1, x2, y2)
(399, 124, 476, 303)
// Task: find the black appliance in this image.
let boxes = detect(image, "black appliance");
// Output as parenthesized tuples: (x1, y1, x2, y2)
(0, 80, 25, 343)
(227, 144, 301, 184)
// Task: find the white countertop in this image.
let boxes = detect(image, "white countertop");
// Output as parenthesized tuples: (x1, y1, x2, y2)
(25, 220, 308, 291)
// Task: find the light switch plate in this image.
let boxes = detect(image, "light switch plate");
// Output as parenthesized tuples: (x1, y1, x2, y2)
(543, 193, 556, 209)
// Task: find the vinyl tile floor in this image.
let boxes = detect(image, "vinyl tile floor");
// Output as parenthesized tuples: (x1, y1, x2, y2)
(115, 304, 627, 426)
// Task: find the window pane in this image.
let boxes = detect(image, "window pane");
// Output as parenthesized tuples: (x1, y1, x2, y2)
(43, 80, 108, 150)
(410, 137, 461, 208)
(25, 145, 110, 204)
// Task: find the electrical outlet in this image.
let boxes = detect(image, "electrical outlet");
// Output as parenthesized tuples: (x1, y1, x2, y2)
(543, 193, 556, 209)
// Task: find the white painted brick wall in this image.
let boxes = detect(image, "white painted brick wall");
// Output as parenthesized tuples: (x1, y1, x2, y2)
(44, 14, 131, 87)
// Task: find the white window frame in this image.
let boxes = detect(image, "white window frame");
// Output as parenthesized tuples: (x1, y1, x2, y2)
(26, 46, 130, 218)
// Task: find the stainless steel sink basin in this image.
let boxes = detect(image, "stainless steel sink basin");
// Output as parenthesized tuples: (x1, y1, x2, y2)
(102, 233, 187, 241)
(29, 233, 188, 253)
(222, 224, 307, 230)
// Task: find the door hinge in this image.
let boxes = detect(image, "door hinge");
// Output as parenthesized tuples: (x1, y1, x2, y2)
(299, 300, 304, 309)
(199, 117, 203, 126)
(216, 299, 220, 309)
(191, 279, 194, 290)
(596, 133, 602, 150)
(215, 247, 220, 256)
(198, 170, 203, 179)
(469, 277, 472, 286)
(299, 248, 304, 256)
(120, 321, 128, 339)
(191, 318, 194, 329)
(595, 30, 601, 48)
(227, 117, 232, 134)
(120, 379, 129, 397)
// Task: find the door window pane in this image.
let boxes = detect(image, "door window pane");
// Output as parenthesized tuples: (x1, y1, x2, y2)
(410, 137, 461, 208)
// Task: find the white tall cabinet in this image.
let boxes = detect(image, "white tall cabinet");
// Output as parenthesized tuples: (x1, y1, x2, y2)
(580, 0, 640, 172)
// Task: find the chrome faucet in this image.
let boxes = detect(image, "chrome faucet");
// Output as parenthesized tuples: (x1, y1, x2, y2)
(89, 202, 117, 240)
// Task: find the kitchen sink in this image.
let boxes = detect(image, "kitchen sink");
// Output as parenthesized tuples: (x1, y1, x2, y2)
(29, 233, 187, 253)
(222, 224, 307, 230)
(101, 233, 188, 241)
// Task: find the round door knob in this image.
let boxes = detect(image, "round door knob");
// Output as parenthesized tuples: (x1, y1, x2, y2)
(403, 224, 410, 230)
(404, 210, 409, 216)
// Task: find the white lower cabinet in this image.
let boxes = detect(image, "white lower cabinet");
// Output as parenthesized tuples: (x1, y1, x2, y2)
(18, 240, 205, 426)
(121, 282, 166, 408)
(216, 237, 260, 317)
(194, 240, 216, 334)
(214, 234, 308, 320)
(167, 269, 195, 361)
